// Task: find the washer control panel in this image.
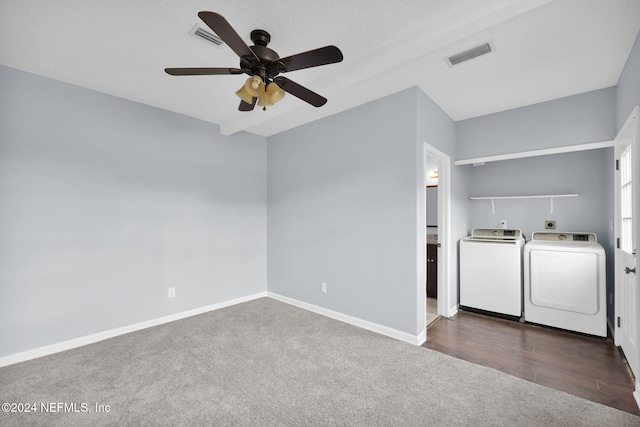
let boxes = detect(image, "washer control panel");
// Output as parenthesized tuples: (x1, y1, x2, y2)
(469, 228, 523, 240)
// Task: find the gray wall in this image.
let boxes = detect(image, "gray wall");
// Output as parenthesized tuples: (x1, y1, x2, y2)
(268, 88, 454, 336)
(455, 89, 616, 325)
(417, 90, 467, 315)
(426, 187, 438, 226)
(456, 87, 616, 161)
(617, 30, 640, 130)
(466, 149, 611, 240)
(0, 65, 267, 357)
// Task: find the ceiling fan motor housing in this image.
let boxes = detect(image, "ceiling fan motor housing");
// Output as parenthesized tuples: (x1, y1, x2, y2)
(240, 30, 286, 80)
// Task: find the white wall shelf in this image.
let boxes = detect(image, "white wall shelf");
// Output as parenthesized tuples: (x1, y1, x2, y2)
(470, 194, 579, 214)
(455, 140, 614, 166)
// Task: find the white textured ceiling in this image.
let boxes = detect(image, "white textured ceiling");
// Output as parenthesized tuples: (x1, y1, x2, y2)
(1, 0, 639, 137)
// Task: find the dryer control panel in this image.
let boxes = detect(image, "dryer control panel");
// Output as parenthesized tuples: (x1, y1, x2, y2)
(531, 232, 597, 242)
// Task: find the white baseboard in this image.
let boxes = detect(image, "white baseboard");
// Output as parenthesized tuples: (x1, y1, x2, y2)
(447, 306, 459, 318)
(1, 291, 426, 367)
(0, 291, 267, 368)
(634, 389, 640, 412)
(267, 292, 424, 346)
(416, 330, 427, 346)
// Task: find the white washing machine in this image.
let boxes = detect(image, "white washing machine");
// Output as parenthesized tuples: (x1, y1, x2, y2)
(523, 232, 606, 337)
(460, 228, 525, 318)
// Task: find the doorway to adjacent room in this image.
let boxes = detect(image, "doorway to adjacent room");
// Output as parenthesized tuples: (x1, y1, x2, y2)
(423, 143, 452, 333)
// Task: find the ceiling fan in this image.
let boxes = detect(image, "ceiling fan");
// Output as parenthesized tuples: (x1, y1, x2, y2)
(165, 12, 344, 111)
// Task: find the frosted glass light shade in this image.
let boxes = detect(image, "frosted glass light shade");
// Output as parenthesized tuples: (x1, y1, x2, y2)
(245, 76, 264, 97)
(266, 82, 285, 103)
(235, 85, 254, 104)
(257, 92, 273, 107)
(236, 76, 265, 104)
(258, 82, 285, 108)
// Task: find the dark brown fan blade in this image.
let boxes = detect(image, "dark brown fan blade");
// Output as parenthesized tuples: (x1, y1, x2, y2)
(239, 97, 257, 111)
(273, 76, 327, 107)
(279, 46, 343, 73)
(165, 68, 243, 76)
(198, 12, 258, 60)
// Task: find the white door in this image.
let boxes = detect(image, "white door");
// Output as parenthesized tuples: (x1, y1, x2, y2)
(614, 107, 639, 380)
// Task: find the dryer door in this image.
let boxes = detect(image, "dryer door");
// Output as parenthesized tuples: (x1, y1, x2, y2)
(529, 250, 599, 314)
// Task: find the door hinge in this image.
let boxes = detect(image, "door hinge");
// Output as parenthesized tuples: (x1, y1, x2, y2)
(617, 238, 620, 249)
(617, 316, 621, 328)
(616, 159, 619, 171)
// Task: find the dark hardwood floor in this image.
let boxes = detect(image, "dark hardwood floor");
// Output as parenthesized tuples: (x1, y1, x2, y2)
(423, 310, 640, 415)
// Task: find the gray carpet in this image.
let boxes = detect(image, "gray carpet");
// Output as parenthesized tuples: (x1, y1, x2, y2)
(1, 298, 639, 426)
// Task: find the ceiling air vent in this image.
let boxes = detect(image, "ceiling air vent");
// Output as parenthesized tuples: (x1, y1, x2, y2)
(189, 24, 223, 46)
(446, 40, 495, 67)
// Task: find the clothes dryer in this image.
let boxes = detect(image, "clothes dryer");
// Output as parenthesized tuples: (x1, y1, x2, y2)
(523, 232, 606, 337)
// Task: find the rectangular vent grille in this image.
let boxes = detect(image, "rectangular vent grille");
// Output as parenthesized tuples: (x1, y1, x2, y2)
(446, 41, 494, 66)
(190, 24, 223, 46)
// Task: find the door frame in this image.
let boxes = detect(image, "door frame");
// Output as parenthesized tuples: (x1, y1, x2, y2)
(423, 143, 452, 323)
(613, 106, 640, 406)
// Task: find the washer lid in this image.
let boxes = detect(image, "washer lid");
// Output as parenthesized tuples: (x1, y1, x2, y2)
(531, 232, 597, 243)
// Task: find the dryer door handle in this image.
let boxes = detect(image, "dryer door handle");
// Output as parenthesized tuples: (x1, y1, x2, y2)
(625, 267, 636, 274)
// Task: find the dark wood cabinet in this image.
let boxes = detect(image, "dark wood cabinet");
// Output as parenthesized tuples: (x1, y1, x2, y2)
(426, 244, 438, 298)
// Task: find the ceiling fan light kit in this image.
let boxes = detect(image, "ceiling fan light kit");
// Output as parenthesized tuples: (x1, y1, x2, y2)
(165, 12, 343, 112)
(235, 75, 285, 110)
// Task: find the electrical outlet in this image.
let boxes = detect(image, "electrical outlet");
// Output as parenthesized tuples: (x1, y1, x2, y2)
(545, 220, 556, 229)
(321, 282, 327, 293)
(168, 287, 176, 298)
